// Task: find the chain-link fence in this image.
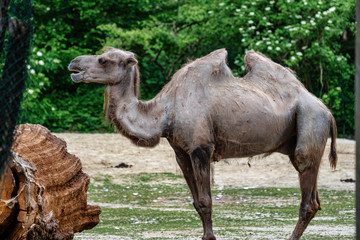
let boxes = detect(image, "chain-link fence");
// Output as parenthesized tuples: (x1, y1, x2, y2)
(0, 0, 32, 175)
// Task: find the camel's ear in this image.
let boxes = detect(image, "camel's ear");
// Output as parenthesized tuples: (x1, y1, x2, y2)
(125, 57, 138, 67)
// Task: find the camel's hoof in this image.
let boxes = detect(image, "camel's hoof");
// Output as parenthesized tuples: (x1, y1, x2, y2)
(202, 234, 216, 240)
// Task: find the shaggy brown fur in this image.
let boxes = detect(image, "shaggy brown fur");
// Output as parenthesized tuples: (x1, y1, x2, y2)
(69, 48, 337, 240)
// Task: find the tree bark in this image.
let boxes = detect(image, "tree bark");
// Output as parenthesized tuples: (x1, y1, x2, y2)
(0, 124, 101, 240)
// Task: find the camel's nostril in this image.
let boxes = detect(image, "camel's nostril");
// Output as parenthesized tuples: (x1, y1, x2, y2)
(68, 61, 83, 72)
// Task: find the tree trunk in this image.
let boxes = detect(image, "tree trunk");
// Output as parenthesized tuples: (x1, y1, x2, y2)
(0, 124, 101, 240)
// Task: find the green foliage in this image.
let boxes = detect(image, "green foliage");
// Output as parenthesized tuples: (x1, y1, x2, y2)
(22, 0, 355, 134)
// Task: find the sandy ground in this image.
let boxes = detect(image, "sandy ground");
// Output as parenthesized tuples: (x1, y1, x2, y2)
(55, 133, 355, 191)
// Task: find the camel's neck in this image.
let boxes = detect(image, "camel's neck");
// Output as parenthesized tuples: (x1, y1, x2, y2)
(105, 66, 171, 147)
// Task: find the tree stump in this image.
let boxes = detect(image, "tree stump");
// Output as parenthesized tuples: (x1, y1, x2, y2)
(0, 124, 101, 239)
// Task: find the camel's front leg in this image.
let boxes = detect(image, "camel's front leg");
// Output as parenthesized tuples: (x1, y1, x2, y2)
(190, 146, 216, 240)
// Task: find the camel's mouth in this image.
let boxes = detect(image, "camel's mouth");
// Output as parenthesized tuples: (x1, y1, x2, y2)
(70, 71, 85, 82)
(68, 63, 85, 82)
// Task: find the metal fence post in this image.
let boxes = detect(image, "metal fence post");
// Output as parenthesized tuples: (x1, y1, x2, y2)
(356, 0, 360, 239)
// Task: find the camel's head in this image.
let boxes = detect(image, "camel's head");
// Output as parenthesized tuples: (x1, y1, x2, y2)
(68, 47, 138, 84)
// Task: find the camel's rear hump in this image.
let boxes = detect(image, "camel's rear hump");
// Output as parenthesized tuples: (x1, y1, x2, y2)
(244, 50, 302, 87)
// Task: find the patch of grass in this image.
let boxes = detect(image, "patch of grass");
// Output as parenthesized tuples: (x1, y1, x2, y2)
(76, 173, 355, 240)
(88, 174, 190, 206)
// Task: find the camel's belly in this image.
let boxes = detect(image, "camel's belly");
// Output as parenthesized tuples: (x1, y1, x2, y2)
(212, 110, 296, 159)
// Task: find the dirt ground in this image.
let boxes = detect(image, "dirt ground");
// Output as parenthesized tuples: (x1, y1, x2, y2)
(55, 133, 355, 191)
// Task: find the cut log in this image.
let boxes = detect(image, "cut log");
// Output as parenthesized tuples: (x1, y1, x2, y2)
(0, 124, 101, 239)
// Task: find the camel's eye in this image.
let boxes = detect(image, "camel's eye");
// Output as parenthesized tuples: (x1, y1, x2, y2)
(98, 58, 108, 65)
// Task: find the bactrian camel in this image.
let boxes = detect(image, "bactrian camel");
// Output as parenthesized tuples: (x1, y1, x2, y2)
(68, 48, 337, 240)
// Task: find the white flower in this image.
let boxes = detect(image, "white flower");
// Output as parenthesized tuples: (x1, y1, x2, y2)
(291, 56, 296, 61)
(27, 65, 31, 69)
(301, 21, 306, 25)
(239, 27, 243, 32)
(37, 51, 43, 57)
(249, 12, 255, 16)
(236, 9, 241, 12)
(325, 26, 330, 30)
(268, 30, 272, 33)
(219, 2, 225, 6)
(248, 20, 254, 24)
(39, 60, 44, 65)
(262, 16, 267, 20)
(53, 59, 61, 64)
(336, 56, 342, 62)
(328, 19, 333, 24)
(314, 42, 319, 46)
(287, 0, 291, 2)
(27, 89, 34, 94)
(295, 15, 302, 19)
(328, 7, 336, 13)
(52, 18, 56, 22)
(265, 7, 271, 11)
(46, 7, 50, 11)
(30, 69, 35, 74)
(268, 46, 273, 50)
(51, 107, 55, 111)
(296, 52, 303, 56)
(266, 41, 271, 45)
(256, 41, 262, 46)
(242, 38, 246, 42)
(286, 43, 292, 47)
(266, 22, 272, 26)
(251, 1, 256, 5)
(208, 11, 213, 14)
(241, 5, 247, 9)
(302, 46, 307, 50)
(275, 46, 281, 51)
(310, 19, 316, 26)
(39, 82, 44, 86)
(269, 0, 275, 3)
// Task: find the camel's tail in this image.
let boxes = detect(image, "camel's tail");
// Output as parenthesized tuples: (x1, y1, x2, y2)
(329, 116, 337, 170)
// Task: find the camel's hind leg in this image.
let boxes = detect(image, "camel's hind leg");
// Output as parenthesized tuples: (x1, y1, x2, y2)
(289, 155, 321, 240)
(288, 106, 331, 239)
